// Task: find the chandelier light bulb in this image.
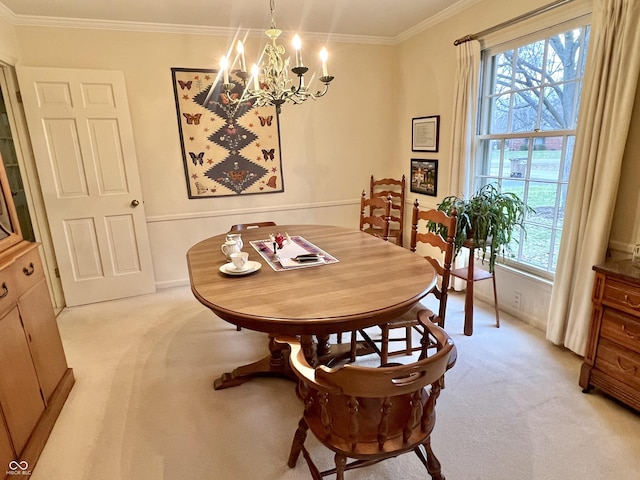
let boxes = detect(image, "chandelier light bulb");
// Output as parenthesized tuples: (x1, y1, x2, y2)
(251, 64, 260, 90)
(219, 55, 230, 84)
(320, 47, 329, 77)
(237, 41, 246, 72)
(292, 34, 303, 67)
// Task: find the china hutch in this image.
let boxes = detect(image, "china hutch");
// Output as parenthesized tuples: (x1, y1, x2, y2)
(0, 152, 74, 478)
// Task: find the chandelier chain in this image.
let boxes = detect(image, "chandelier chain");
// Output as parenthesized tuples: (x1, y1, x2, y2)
(270, 0, 276, 29)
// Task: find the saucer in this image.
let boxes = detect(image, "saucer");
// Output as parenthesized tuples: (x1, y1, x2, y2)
(220, 260, 262, 276)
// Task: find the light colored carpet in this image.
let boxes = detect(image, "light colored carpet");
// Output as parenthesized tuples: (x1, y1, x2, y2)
(31, 287, 640, 480)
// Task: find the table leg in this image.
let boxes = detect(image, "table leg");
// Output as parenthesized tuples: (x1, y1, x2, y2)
(213, 334, 297, 390)
(316, 334, 331, 359)
(316, 332, 377, 367)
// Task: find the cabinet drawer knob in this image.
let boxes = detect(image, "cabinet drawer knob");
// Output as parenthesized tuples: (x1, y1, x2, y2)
(23, 262, 35, 276)
(621, 325, 638, 340)
(616, 357, 638, 374)
(623, 295, 640, 310)
(0, 282, 7, 298)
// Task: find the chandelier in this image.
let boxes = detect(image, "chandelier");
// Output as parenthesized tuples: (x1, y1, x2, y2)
(217, 0, 335, 114)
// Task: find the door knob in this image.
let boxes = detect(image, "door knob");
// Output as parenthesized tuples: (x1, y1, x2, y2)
(131, 199, 140, 207)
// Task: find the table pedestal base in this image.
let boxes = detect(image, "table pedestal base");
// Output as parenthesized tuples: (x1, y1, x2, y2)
(213, 334, 297, 390)
(213, 334, 378, 390)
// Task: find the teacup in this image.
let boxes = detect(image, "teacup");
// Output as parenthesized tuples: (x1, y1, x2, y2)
(221, 239, 241, 259)
(229, 251, 249, 271)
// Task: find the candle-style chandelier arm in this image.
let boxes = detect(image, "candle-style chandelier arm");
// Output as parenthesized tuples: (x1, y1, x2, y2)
(218, 0, 335, 114)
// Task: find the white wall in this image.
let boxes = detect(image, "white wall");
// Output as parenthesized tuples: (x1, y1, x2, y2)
(0, 10, 18, 64)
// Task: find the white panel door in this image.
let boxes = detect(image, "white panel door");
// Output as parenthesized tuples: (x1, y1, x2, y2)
(16, 67, 155, 306)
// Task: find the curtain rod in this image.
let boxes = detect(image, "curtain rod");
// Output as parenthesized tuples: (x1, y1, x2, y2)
(453, 0, 573, 46)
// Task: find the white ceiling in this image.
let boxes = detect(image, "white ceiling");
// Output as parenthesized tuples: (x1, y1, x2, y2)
(0, 0, 475, 42)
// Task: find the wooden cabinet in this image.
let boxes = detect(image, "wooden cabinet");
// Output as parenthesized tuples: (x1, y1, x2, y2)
(0, 141, 72, 479)
(0, 242, 75, 479)
(0, 412, 13, 476)
(0, 242, 74, 479)
(0, 306, 46, 455)
(580, 260, 640, 411)
(18, 279, 68, 402)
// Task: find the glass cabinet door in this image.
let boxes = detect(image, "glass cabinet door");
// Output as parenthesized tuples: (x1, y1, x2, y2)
(0, 88, 34, 242)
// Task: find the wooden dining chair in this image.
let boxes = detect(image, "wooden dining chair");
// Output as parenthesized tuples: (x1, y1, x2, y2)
(359, 191, 391, 242)
(277, 317, 457, 480)
(229, 221, 276, 231)
(377, 200, 458, 363)
(340, 192, 392, 350)
(368, 175, 406, 246)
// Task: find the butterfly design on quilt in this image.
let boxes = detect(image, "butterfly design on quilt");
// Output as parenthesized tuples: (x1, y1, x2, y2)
(189, 152, 204, 166)
(228, 170, 249, 183)
(183, 113, 202, 125)
(262, 148, 275, 161)
(259, 115, 273, 127)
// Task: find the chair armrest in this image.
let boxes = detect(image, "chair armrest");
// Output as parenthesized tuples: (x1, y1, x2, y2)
(274, 336, 341, 394)
(417, 312, 457, 371)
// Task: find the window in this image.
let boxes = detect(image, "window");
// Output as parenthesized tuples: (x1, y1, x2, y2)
(475, 23, 590, 277)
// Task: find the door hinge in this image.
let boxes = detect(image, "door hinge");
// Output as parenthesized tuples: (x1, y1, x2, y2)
(16, 91, 22, 103)
(55, 267, 60, 278)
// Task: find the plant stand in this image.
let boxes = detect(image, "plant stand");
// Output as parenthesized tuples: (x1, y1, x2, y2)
(450, 240, 500, 336)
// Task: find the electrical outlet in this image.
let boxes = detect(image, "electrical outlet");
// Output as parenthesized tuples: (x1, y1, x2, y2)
(513, 291, 522, 309)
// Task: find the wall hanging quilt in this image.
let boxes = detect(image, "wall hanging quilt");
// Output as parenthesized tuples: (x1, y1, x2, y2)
(171, 67, 284, 198)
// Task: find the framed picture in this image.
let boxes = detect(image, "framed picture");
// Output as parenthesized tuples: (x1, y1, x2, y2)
(171, 67, 284, 198)
(410, 159, 438, 196)
(412, 115, 440, 152)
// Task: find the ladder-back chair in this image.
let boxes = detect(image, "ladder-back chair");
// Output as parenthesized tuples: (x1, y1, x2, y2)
(359, 191, 391, 242)
(229, 221, 277, 231)
(368, 175, 406, 246)
(379, 200, 457, 363)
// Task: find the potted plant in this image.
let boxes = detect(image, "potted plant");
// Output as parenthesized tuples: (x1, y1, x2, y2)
(430, 183, 533, 272)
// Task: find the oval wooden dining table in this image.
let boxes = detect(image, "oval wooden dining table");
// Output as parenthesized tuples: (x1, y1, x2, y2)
(187, 224, 436, 389)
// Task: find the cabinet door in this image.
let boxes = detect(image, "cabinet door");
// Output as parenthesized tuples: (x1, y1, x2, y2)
(0, 307, 44, 455)
(18, 279, 68, 402)
(0, 409, 15, 476)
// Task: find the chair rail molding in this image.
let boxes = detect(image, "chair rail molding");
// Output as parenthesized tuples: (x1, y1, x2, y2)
(146, 198, 357, 224)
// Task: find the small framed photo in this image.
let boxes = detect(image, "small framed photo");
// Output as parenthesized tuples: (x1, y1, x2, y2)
(412, 115, 440, 152)
(411, 159, 438, 196)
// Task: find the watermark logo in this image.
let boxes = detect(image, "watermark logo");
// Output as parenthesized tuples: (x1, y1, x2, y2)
(6, 460, 31, 476)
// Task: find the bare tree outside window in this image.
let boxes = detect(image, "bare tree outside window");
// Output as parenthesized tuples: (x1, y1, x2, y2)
(476, 25, 590, 276)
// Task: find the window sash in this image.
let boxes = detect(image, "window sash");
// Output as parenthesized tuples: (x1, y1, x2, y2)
(473, 19, 590, 278)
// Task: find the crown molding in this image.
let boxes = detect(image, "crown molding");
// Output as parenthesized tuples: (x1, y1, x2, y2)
(0, 6, 397, 45)
(0, 2, 14, 23)
(394, 0, 483, 44)
(0, 0, 480, 46)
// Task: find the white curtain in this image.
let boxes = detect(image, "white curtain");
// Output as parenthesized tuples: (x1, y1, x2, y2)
(448, 40, 481, 289)
(449, 39, 481, 199)
(546, 0, 640, 355)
